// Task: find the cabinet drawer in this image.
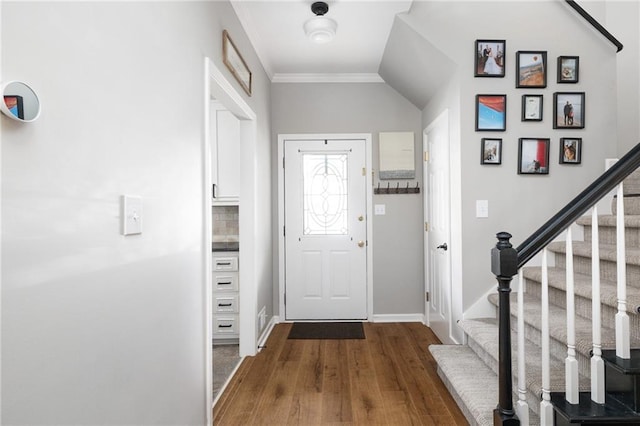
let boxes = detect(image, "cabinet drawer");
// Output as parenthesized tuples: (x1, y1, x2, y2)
(213, 315, 239, 335)
(213, 256, 238, 271)
(214, 295, 239, 313)
(213, 274, 238, 292)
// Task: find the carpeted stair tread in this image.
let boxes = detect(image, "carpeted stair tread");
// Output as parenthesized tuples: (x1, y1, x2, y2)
(429, 344, 539, 426)
(429, 344, 502, 426)
(460, 318, 590, 400)
(486, 292, 640, 358)
(575, 214, 640, 228)
(522, 266, 640, 314)
(547, 240, 640, 266)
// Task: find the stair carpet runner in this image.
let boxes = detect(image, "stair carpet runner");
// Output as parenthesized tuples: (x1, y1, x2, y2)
(430, 169, 640, 426)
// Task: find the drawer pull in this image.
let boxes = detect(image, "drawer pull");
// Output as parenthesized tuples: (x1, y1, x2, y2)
(218, 303, 233, 307)
(218, 324, 233, 328)
(218, 281, 232, 285)
(217, 262, 232, 266)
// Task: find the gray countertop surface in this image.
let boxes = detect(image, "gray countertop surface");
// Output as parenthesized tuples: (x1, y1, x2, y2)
(212, 242, 239, 252)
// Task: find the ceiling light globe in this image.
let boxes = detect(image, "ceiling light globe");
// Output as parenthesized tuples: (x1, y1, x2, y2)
(304, 16, 337, 44)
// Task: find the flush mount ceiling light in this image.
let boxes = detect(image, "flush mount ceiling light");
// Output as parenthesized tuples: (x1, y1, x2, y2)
(304, 1, 337, 44)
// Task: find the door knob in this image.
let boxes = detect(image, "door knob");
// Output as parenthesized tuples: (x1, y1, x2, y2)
(436, 243, 448, 251)
(358, 241, 365, 248)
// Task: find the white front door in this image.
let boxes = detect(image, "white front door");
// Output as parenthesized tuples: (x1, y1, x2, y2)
(284, 139, 367, 320)
(424, 111, 452, 343)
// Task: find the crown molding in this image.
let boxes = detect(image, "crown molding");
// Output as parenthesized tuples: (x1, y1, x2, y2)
(272, 73, 385, 83)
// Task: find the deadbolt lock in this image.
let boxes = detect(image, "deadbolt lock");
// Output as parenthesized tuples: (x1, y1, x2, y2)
(358, 215, 364, 222)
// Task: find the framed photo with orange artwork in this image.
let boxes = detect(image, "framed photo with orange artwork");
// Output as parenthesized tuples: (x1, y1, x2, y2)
(475, 94, 506, 131)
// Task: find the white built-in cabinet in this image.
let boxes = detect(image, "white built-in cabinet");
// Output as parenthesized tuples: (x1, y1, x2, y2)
(210, 102, 240, 205)
(212, 253, 240, 341)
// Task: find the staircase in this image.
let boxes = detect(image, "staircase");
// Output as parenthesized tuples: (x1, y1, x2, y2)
(430, 168, 640, 425)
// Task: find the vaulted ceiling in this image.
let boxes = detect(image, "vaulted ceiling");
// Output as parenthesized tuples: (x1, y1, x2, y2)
(230, 0, 413, 79)
(231, 0, 455, 108)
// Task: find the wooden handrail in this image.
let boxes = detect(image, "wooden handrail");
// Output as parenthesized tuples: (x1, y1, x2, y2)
(517, 142, 640, 268)
(565, 0, 623, 52)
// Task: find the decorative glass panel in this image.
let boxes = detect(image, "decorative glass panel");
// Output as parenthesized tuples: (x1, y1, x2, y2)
(302, 153, 348, 235)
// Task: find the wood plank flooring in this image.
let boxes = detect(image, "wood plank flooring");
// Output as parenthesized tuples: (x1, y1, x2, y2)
(213, 322, 469, 425)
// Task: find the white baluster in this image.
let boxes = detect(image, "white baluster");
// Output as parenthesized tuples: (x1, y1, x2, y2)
(540, 248, 554, 425)
(565, 228, 579, 404)
(516, 269, 529, 426)
(591, 205, 605, 403)
(616, 183, 631, 358)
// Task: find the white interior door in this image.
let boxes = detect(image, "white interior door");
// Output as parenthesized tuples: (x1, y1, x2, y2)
(424, 111, 452, 342)
(284, 139, 367, 320)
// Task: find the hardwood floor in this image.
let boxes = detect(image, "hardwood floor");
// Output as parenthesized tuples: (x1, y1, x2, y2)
(213, 322, 469, 425)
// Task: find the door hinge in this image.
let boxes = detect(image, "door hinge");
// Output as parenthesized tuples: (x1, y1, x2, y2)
(424, 151, 429, 162)
(362, 167, 366, 176)
(426, 292, 430, 302)
(283, 226, 286, 237)
(424, 222, 429, 232)
(284, 294, 286, 306)
(282, 156, 285, 169)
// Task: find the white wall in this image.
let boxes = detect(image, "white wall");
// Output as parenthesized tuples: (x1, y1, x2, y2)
(1, 2, 272, 424)
(607, 0, 640, 153)
(409, 1, 622, 324)
(271, 82, 424, 316)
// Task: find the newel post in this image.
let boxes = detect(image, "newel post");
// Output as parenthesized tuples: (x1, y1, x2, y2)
(492, 232, 520, 426)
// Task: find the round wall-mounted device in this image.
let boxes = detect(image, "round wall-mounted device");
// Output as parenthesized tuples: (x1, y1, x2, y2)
(0, 81, 41, 123)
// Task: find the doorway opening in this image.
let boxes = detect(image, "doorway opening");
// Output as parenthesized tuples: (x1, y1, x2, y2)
(204, 58, 257, 417)
(277, 134, 374, 321)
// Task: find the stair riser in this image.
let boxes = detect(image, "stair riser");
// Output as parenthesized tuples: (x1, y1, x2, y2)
(554, 253, 640, 289)
(619, 170, 640, 198)
(612, 196, 640, 215)
(434, 368, 482, 426)
(583, 225, 640, 248)
(512, 313, 592, 378)
(525, 279, 640, 341)
(467, 335, 543, 417)
(487, 295, 595, 377)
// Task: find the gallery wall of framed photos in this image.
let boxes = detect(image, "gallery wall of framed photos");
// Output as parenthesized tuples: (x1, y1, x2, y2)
(475, 39, 584, 175)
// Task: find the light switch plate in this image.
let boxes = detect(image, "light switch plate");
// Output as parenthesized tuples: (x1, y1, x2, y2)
(122, 195, 142, 235)
(476, 200, 489, 218)
(374, 204, 386, 215)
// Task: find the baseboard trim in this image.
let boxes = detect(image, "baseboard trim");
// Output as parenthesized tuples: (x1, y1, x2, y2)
(371, 313, 426, 323)
(257, 315, 279, 351)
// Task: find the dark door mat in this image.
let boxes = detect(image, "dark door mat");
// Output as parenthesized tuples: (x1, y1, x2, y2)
(287, 322, 365, 339)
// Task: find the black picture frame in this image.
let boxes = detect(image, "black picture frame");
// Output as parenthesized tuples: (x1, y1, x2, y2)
(481, 138, 502, 165)
(475, 94, 507, 131)
(518, 138, 550, 175)
(516, 51, 547, 88)
(557, 56, 579, 83)
(553, 92, 585, 129)
(475, 39, 506, 77)
(559, 138, 582, 164)
(522, 94, 543, 121)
